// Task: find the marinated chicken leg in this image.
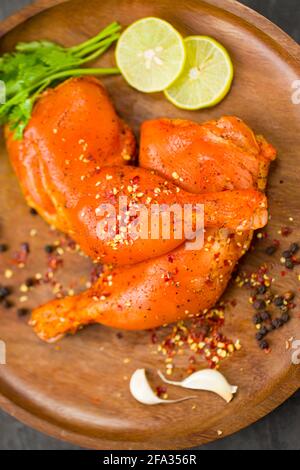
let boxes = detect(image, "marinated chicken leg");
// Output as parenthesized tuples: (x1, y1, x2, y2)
(29, 116, 276, 341)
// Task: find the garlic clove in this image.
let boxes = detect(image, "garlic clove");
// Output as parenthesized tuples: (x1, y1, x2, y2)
(129, 369, 196, 405)
(158, 369, 238, 403)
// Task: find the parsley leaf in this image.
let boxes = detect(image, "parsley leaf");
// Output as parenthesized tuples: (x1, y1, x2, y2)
(0, 22, 121, 139)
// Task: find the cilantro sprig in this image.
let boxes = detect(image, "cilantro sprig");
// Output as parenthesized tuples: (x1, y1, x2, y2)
(0, 22, 121, 139)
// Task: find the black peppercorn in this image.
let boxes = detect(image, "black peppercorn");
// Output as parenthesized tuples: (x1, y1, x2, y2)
(0, 244, 8, 253)
(29, 208, 38, 216)
(265, 245, 277, 256)
(17, 308, 30, 317)
(256, 332, 264, 341)
(261, 311, 271, 321)
(282, 250, 292, 259)
(272, 318, 283, 329)
(285, 259, 294, 270)
(25, 277, 36, 288)
(259, 326, 268, 337)
(281, 313, 290, 323)
(44, 244, 55, 254)
(259, 340, 269, 350)
(274, 296, 284, 307)
(289, 243, 299, 255)
(253, 314, 262, 325)
(3, 299, 14, 309)
(253, 299, 266, 310)
(256, 285, 267, 295)
(0, 286, 11, 299)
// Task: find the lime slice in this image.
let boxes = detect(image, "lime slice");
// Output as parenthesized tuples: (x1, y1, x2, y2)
(116, 17, 186, 93)
(164, 36, 234, 109)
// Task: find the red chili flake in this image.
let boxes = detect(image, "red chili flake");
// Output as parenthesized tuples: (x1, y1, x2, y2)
(163, 269, 178, 282)
(189, 355, 196, 364)
(281, 226, 293, 237)
(156, 386, 167, 398)
(12, 242, 30, 265)
(132, 175, 140, 185)
(67, 238, 77, 250)
(168, 254, 174, 263)
(90, 264, 104, 283)
(47, 255, 63, 271)
(151, 332, 158, 344)
(107, 193, 117, 204)
(156, 307, 235, 372)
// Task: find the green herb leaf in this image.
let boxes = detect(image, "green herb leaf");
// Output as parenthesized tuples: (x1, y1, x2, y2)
(0, 22, 121, 139)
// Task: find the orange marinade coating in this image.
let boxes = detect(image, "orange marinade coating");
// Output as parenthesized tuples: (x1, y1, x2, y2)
(29, 112, 276, 341)
(6, 79, 269, 265)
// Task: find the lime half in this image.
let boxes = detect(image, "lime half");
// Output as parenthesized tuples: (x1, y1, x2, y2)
(116, 17, 186, 93)
(164, 36, 234, 109)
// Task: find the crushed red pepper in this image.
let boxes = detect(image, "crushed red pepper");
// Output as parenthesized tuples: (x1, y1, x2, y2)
(154, 307, 240, 375)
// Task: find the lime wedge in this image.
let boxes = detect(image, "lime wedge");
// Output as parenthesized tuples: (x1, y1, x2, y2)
(116, 17, 186, 93)
(164, 36, 234, 109)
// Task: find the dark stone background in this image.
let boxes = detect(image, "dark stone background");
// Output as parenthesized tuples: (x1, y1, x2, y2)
(0, 0, 299, 450)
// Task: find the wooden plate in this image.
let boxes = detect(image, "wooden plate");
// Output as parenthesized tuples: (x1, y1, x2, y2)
(0, 0, 300, 450)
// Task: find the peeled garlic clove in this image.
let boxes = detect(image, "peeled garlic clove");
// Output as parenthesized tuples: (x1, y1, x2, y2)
(129, 369, 196, 405)
(158, 369, 238, 403)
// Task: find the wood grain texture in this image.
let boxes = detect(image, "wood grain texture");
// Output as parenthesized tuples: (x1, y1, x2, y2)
(0, 0, 300, 450)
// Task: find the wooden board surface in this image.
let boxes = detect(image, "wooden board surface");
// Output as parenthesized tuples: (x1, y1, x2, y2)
(0, 0, 300, 450)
